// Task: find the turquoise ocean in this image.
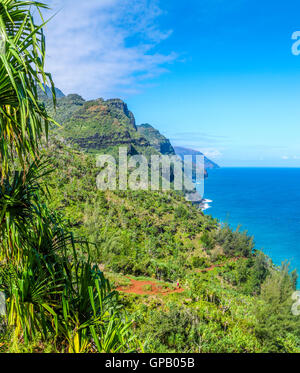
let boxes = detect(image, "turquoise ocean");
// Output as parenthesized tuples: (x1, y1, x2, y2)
(200, 168, 300, 278)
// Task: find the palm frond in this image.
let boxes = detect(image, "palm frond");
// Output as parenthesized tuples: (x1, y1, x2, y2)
(0, 0, 57, 178)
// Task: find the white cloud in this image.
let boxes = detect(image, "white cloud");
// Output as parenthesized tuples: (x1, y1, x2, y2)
(282, 155, 289, 160)
(44, 0, 175, 99)
(168, 132, 223, 160)
(200, 148, 222, 159)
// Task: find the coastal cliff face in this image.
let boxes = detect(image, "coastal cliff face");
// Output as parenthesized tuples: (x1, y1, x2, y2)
(137, 123, 175, 155)
(45, 93, 180, 160)
(42, 90, 215, 189)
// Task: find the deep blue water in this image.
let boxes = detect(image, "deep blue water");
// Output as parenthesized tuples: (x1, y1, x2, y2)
(200, 168, 300, 276)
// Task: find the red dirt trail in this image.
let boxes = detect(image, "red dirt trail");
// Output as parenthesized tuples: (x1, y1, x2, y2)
(116, 277, 184, 296)
(116, 258, 246, 295)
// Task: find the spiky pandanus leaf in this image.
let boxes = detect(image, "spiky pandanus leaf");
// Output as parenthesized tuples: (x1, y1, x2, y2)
(0, 0, 57, 178)
(0, 158, 51, 261)
(0, 1, 139, 353)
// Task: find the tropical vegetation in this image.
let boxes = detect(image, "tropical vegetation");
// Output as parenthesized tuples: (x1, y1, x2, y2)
(0, 0, 138, 353)
(0, 0, 299, 354)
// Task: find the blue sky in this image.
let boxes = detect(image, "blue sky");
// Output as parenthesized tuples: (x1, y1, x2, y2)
(45, 0, 300, 166)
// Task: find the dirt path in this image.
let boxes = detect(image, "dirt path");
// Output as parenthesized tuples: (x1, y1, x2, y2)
(116, 277, 184, 296)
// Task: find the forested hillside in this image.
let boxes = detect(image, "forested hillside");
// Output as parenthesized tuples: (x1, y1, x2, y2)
(42, 139, 300, 353)
(1, 1, 299, 354)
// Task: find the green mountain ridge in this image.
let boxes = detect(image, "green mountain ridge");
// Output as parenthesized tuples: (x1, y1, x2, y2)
(38, 93, 300, 353)
(137, 123, 175, 155)
(41, 90, 217, 172)
(45, 94, 160, 158)
(2, 2, 299, 354)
